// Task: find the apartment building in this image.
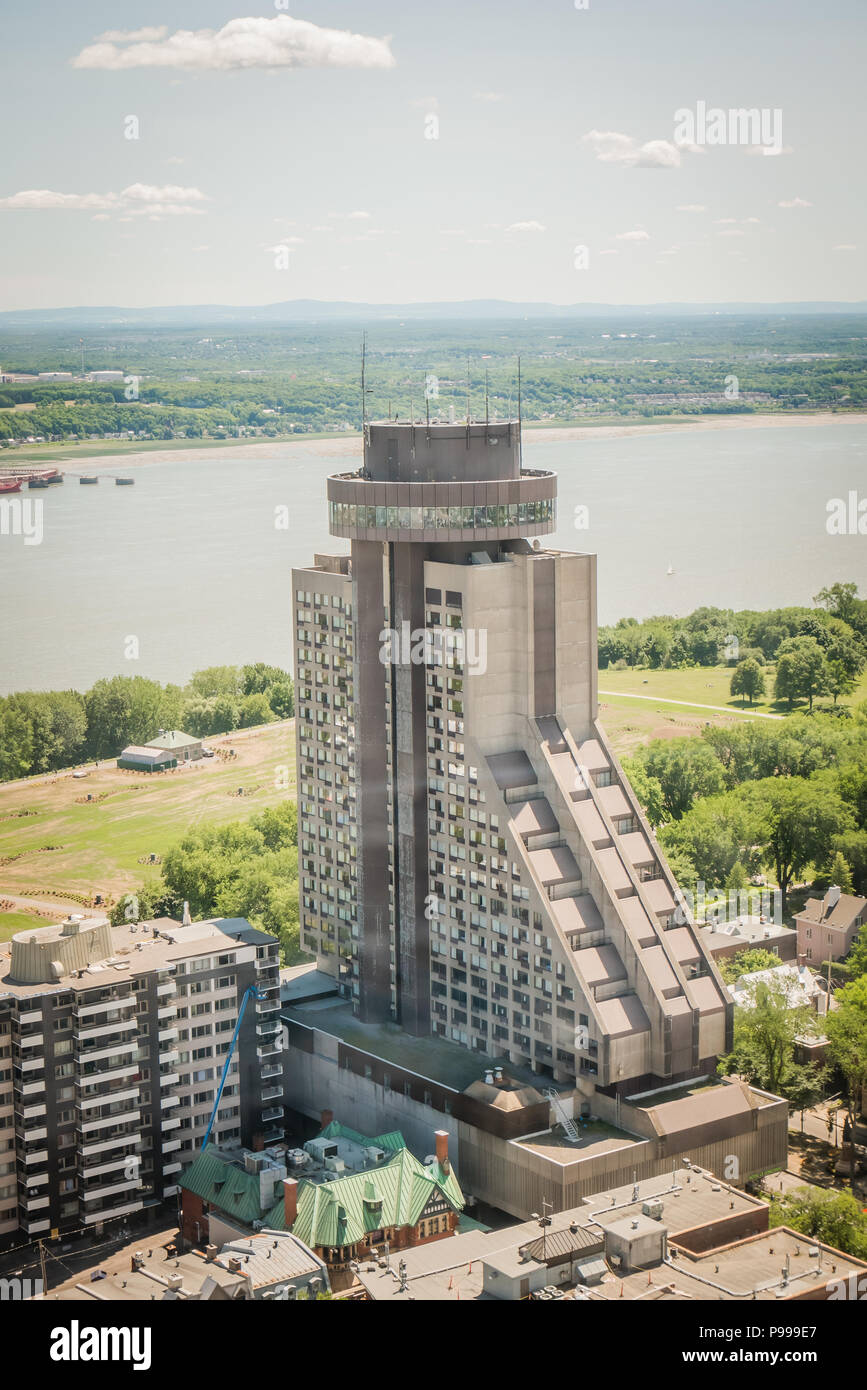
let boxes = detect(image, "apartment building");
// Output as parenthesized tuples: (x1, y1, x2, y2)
(0, 913, 282, 1246)
(292, 418, 732, 1105)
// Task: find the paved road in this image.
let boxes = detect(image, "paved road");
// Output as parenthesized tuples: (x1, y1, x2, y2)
(599, 690, 784, 719)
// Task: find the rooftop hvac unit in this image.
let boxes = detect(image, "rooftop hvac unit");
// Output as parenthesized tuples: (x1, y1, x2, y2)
(325, 1157, 345, 1174)
(305, 1138, 338, 1162)
(642, 1198, 664, 1220)
(365, 1147, 385, 1165)
(245, 1153, 267, 1175)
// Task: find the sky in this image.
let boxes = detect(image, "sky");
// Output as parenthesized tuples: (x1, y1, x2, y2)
(0, 0, 864, 309)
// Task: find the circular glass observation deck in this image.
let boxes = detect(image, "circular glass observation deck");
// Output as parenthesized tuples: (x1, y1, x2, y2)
(326, 467, 557, 543)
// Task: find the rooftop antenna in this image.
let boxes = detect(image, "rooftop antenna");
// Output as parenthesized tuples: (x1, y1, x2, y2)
(466, 355, 471, 449)
(361, 332, 367, 426)
(485, 368, 490, 428)
(425, 382, 431, 443)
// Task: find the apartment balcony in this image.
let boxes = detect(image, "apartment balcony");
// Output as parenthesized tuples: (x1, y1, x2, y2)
(82, 1197, 143, 1225)
(159, 1051, 179, 1069)
(158, 1027, 179, 1044)
(15, 1101, 47, 1123)
(22, 1148, 49, 1166)
(73, 997, 134, 1021)
(162, 1138, 182, 1153)
(261, 1063, 282, 1079)
(77, 1086, 140, 1113)
(20, 1078, 46, 1096)
(20, 1217, 50, 1235)
(161, 1093, 180, 1110)
(256, 1021, 280, 1038)
(77, 1062, 141, 1088)
(260, 1084, 283, 1102)
(261, 1106, 283, 1123)
(74, 1018, 137, 1044)
(21, 1192, 50, 1211)
(16, 1009, 42, 1026)
(79, 1130, 140, 1157)
(78, 1105, 141, 1135)
(18, 1054, 45, 1073)
(161, 1116, 181, 1133)
(163, 1183, 179, 1198)
(75, 1038, 138, 1067)
(157, 1004, 177, 1021)
(257, 1043, 281, 1061)
(156, 981, 176, 998)
(16, 1033, 44, 1052)
(163, 1160, 182, 1176)
(81, 1176, 142, 1202)
(79, 1154, 140, 1179)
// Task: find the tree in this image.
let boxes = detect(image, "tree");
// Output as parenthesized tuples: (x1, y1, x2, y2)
(824, 976, 867, 1180)
(0, 703, 35, 781)
(782, 1062, 829, 1132)
(827, 849, 854, 894)
(620, 758, 666, 826)
(814, 582, 859, 627)
(241, 662, 290, 696)
(719, 947, 784, 985)
(743, 777, 854, 915)
(84, 676, 164, 758)
(660, 791, 760, 887)
(730, 658, 765, 707)
(774, 636, 829, 711)
(239, 692, 273, 728)
(768, 1187, 867, 1260)
(188, 665, 243, 699)
(634, 740, 726, 821)
(826, 659, 857, 705)
(720, 975, 815, 1096)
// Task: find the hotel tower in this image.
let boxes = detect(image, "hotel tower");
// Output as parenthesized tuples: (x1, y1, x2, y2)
(292, 418, 731, 1097)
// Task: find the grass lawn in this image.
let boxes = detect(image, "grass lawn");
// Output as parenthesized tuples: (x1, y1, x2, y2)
(0, 721, 296, 906)
(0, 910, 46, 940)
(599, 662, 867, 719)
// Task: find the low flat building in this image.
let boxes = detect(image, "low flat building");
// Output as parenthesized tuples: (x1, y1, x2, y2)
(117, 744, 177, 772)
(795, 887, 867, 964)
(701, 917, 798, 965)
(145, 729, 203, 763)
(281, 996, 788, 1220)
(354, 1162, 866, 1302)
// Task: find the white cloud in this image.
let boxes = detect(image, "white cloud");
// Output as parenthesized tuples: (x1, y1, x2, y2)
(0, 184, 208, 218)
(582, 130, 684, 168)
(676, 204, 706, 213)
(72, 15, 395, 72)
(778, 196, 812, 208)
(616, 229, 650, 242)
(506, 220, 546, 233)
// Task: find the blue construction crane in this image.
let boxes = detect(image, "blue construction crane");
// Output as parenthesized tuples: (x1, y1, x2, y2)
(200, 984, 266, 1153)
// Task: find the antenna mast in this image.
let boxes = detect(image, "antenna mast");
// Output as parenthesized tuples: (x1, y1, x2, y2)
(517, 355, 523, 468)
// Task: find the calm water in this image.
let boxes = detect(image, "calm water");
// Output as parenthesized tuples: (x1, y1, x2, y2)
(2, 422, 865, 694)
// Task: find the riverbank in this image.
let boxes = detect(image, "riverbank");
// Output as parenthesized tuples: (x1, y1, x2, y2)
(2, 409, 865, 471)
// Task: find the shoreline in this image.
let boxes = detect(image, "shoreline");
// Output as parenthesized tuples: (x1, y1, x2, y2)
(2, 409, 865, 472)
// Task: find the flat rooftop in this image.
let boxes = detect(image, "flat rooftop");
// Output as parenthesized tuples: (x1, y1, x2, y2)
(282, 996, 562, 1095)
(0, 915, 275, 999)
(514, 1117, 639, 1164)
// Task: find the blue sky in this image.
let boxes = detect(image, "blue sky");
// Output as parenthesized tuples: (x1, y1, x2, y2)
(0, 0, 863, 308)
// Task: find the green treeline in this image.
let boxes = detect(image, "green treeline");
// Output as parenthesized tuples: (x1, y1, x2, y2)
(0, 662, 294, 781)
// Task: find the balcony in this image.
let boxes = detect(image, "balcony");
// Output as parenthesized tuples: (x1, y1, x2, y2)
(162, 1138, 182, 1153)
(257, 1044, 281, 1061)
(161, 1093, 180, 1110)
(78, 1086, 140, 1113)
(261, 1063, 282, 1079)
(17, 1009, 42, 1025)
(82, 1176, 142, 1202)
(75, 1038, 137, 1066)
(256, 1021, 280, 1038)
(159, 1051, 179, 1069)
(163, 1160, 182, 1176)
(78, 1106, 141, 1135)
(261, 1085, 283, 1102)
(161, 1116, 181, 1133)
(261, 1106, 283, 1123)
(23, 1148, 48, 1166)
(158, 1027, 179, 1044)
(79, 1130, 140, 1156)
(74, 1018, 137, 1044)
(73, 997, 133, 1020)
(157, 1005, 177, 1021)
(82, 1197, 143, 1225)
(156, 981, 176, 997)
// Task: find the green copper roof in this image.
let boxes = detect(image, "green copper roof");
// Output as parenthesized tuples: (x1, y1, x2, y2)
(277, 1143, 465, 1251)
(318, 1120, 406, 1153)
(180, 1149, 265, 1227)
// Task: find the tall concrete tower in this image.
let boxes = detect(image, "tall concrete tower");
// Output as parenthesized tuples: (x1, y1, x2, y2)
(293, 417, 731, 1095)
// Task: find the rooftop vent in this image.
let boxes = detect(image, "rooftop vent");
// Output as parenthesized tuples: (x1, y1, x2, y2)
(826, 885, 842, 910)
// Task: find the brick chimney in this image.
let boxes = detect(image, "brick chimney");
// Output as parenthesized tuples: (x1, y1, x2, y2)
(320, 1108, 334, 1129)
(283, 1177, 298, 1229)
(434, 1130, 450, 1175)
(251, 1131, 265, 1152)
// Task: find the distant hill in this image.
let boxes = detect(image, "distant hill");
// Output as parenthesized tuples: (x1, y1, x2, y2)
(1, 300, 866, 328)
